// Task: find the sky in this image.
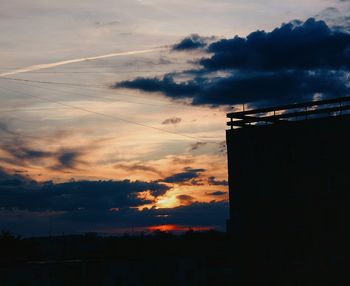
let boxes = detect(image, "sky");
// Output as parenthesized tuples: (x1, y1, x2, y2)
(0, 0, 349, 236)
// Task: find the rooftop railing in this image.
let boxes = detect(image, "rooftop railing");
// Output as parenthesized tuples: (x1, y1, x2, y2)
(227, 96, 350, 129)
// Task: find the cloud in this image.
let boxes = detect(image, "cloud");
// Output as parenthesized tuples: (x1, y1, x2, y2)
(161, 117, 182, 125)
(0, 167, 31, 187)
(206, 191, 227, 196)
(52, 150, 85, 171)
(0, 138, 53, 166)
(57, 152, 79, 168)
(208, 176, 228, 186)
(114, 163, 163, 177)
(216, 141, 227, 156)
(0, 168, 170, 212)
(0, 141, 87, 171)
(116, 70, 349, 106)
(0, 124, 96, 172)
(116, 75, 200, 97)
(163, 167, 205, 184)
(101, 200, 229, 230)
(188, 142, 207, 151)
(142, 201, 229, 228)
(0, 121, 27, 137)
(0, 200, 229, 236)
(172, 34, 210, 51)
(0, 168, 229, 235)
(176, 194, 195, 205)
(114, 18, 350, 106)
(315, 7, 350, 32)
(201, 18, 350, 71)
(59, 200, 229, 230)
(170, 156, 195, 166)
(2, 145, 52, 161)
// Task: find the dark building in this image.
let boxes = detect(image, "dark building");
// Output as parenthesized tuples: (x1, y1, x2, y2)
(226, 97, 350, 286)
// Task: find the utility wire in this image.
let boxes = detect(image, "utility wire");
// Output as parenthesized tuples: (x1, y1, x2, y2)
(0, 77, 104, 88)
(18, 81, 173, 108)
(0, 61, 186, 70)
(0, 107, 71, 113)
(26, 81, 209, 112)
(0, 76, 207, 110)
(0, 85, 220, 144)
(0, 70, 176, 74)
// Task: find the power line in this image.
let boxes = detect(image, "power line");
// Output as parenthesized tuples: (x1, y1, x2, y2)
(0, 76, 207, 110)
(0, 61, 187, 71)
(0, 77, 104, 88)
(0, 85, 219, 144)
(0, 107, 71, 113)
(0, 47, 167, 77)
(3, 80, 193, 111)
(17, 81, 174, 108)
(0, 70, 177, 74)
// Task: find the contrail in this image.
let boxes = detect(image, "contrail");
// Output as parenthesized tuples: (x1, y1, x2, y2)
(0, 48, 164, 77)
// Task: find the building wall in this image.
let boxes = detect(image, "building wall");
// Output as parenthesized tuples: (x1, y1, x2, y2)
(226, 115, 350, 285)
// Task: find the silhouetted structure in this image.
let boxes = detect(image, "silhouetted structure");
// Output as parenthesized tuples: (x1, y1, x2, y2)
(0, 231, 233, 286)
(226, 96, 350, 286)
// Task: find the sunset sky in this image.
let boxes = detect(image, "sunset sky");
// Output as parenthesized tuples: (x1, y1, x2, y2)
(0, 0, 349, 236)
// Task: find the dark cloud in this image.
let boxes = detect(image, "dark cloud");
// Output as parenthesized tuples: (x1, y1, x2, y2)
(188, 142, 207, 151)
(68, 200, 229, 230)
(162, 117, 182, 125)
(114, 163, 163, 177)
(114, 18, 350, 106)
(115, 75, 200, 97)
(1, 144, 86, 171)
(0, 121, 16, 135)
(142, 201, 229, 228)
(52, 150, 85, 170)
(207, 191, 227, 196)
(116, 70, 349, 106)
(163, 167, 205, 184)
(208, 176, 228, 186)
(57, 152, 79, 168)
(176, 194, 195, 204)
(315, 7, 350, 32)
(0, 167, 31, 187)
(217, 141, 227, 156)
(2, 145, 52, 162)
(171, 157, 195, 166)
(172, 34, 209, 51)
(201, 18, 350, 71)
(0, 169, 170, 212)
(0, 125, 89, 171)
(0, 168, 228, 235)
(0, 200, 229, 236)
(58, 200, 229, 231)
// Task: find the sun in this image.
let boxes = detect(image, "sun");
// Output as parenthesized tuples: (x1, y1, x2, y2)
(155, 195, 179, 209)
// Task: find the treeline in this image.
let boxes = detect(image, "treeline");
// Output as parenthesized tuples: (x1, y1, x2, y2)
(0, 230, 230, 263)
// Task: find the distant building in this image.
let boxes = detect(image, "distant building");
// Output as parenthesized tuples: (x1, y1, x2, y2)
(226, 97, 350, 285)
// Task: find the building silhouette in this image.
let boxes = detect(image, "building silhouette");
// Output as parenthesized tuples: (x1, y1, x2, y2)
(226, 97, 350, 286)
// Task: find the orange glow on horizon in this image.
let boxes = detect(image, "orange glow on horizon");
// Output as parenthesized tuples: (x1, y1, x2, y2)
(147, 224, 213, 232)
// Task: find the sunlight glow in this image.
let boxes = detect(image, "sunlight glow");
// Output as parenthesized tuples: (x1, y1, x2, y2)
(155, 195, 179, 209)
(147, 224, 213, 232)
